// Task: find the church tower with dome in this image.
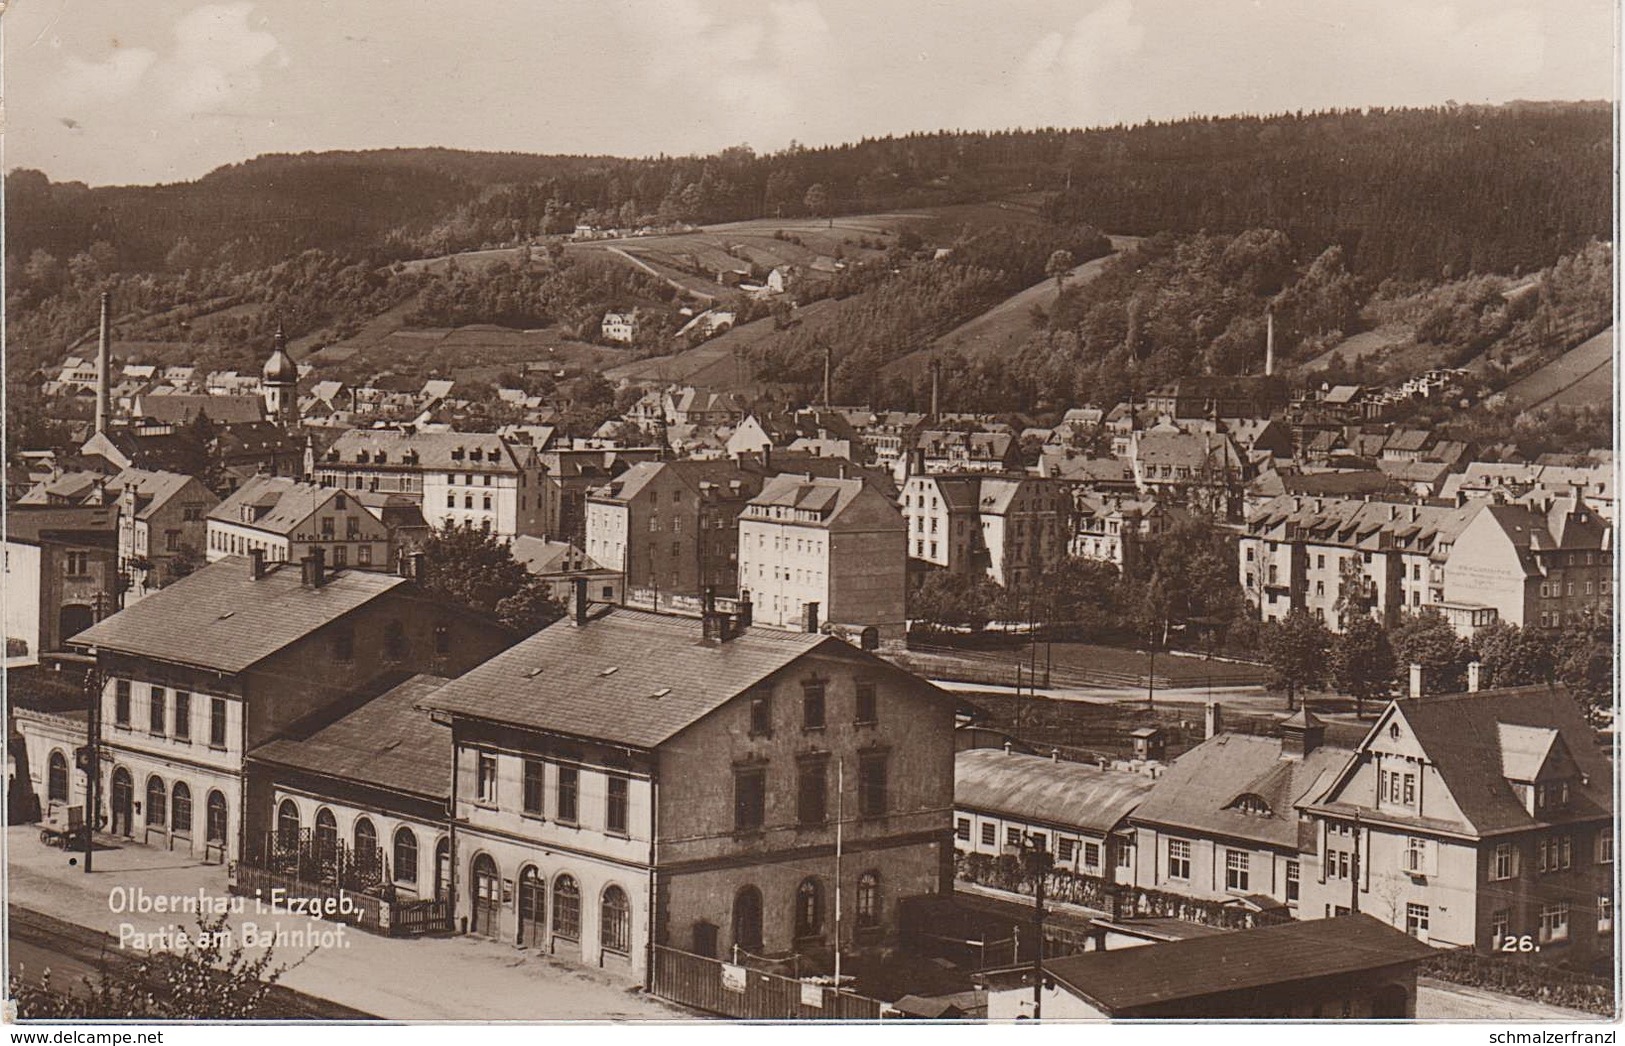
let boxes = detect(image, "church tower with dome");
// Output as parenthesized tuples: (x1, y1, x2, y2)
(262, 324, 298, 428)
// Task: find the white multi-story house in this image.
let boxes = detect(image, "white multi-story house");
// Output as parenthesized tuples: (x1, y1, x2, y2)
(901, 471, 1068, 589)
(207, 476, 393, 571)
(736, 473, 907, 637)
(601, 311, 639, 343)
(313, 431, 549, 540)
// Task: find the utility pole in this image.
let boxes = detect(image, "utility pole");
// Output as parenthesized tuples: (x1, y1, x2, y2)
(1350, 811, 1362, 914)
(833, 757, 844, 991)
(82, 590, 109, 873)
(1023, 831, 1052, 1020)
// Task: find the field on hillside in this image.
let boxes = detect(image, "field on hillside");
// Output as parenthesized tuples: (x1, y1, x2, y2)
(1497, 326, 1615, 410)
(605, 298, 843, 388)
(881, 236, 1138, 380)
(1301, 323, 1417, 373)
(313, 324, 626, 383)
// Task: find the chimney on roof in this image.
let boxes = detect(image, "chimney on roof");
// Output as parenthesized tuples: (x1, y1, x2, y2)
(804, 601, 820, 634)
(1205, 701, 1223, 740)
(300, 547, 326, 588)
(573, 576, 589, 626)
(1002, 741, 1012, 755)
(95, 291, 112, 437)
(736, 590, 753, 628)
(1467, 660, 1482, 693)
(1409, 662, 1425, 699)
(1281, 710, 1324, 759)
(249, 548, 266, 580)
(1051, 749, 1059, 762)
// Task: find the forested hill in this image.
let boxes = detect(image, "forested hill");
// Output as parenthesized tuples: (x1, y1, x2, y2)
(6, 102, 1611, 280)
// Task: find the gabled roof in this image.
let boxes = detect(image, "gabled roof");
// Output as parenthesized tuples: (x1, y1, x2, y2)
(1041, 914, 1434, 1015)
(209, 476, 375, 536)
(5, 505, 118, 545)
(134, 393, 264, 426)
(423, 608, 933, 749)
(109, 467, 203, 520)
(1131, 733, 1351, 850)
(249, 674, 452, 800)
(1497, 724, 1561, 783)
(955, 749, 1153, 834)
(1347, 686, 1611, 835)
(72, 555, 407, 673)
(325, 430, 532, 473)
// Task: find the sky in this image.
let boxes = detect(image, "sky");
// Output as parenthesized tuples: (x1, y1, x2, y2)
(3, 0, 1617, 186)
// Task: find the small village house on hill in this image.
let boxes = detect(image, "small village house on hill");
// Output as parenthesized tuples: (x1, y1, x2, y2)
(420, 595, 960, 982)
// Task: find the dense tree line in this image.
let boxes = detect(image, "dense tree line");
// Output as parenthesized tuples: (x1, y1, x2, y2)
(9, 104, 1607, 278)
(405, 255, 680, 343)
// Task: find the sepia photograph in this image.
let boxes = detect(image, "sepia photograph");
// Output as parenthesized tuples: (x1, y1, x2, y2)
(0, 0, 1618, 1031)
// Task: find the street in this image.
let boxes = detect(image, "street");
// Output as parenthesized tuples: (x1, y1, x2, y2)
(6, 826, 692, 1020)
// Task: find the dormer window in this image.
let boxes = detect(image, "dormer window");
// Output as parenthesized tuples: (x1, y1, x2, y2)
(1229, 793, 1272, 816)
(1535, 779, 1571, 812)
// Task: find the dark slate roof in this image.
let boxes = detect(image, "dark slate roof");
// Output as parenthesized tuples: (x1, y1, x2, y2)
(424, 608, 897, 748)
(1043, 914, 1434, 1015)
(1130, 733, 1351, 850)
(72, 555, 405, 673)
(1356, 686, 1611, 836)
(956, 749, 1153, 833)
(249, 674, 452, 800)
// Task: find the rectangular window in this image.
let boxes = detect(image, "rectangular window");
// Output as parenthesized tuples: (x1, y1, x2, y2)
(173, 691, 190, 741)
(1225, 849, 1250, 891)
(332, 545, 347, 568)
(115, 680, 132, 727)
(1539, 902, 1570, 943)
(982, 823, 997, 847)
(1598, 829, 1614, 865)
(1117, 842, 1133, 868)
(1168, 839, 1191, 880)
(358, 545, 372, 566)
(956, 817, 972, 842)
(209, 697, 227, 747)
(556, 765, 579, 823)
(748, 691, 771, 738)
(854, 681, 877, 725)
(1599, 896, 1614, 934)
(802, 679, 826, 730)
(149, 687, 166, 735)
(1406, 903, 1430, 940)
(1403, 773, 1416, 806)
(1007, 827, 1023, 848)
(476, 751, 498, 805)
(858, 752, 888, 817)
(1286, 860, 1300, 902)
(1083, 841, 1101, 868)
(1490, 909, 1511, 945)
(1403, 837, 1430, 875)
(1492, 843, 1518, 881)
(1057, 838, 1075, 862)
(607, 775, 629, 835)
(798, 758, 828, 826)
(734, 767, 766, 831)
(522, 759, 545, 815)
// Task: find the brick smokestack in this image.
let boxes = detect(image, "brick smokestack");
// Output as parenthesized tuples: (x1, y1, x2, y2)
(96, 291, 112, 436)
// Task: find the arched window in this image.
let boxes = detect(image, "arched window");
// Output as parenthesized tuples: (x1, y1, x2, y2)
(206, 791, 228, 845)
(146, 776, 167, 827)
(552, 875, 581, 941)
(601, 885, 631, 954)
(393, 827, 418, 884)
(277, 799, 300, 847)
(354, 816, 377, 857)
(856, 870, 881, 928)
(383, 621, 408, 664)
(794, 878, 822, 939)
(732, 885, 764, 951)
(315, 808, 338, 861)
(171, 782, 192, 835)
(46, 751, 69, 803)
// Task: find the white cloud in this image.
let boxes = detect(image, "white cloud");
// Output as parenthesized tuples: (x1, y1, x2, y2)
(55, 48, 158, 105)
(160, 3, 281, 115)
(966, 0, 1145, 128)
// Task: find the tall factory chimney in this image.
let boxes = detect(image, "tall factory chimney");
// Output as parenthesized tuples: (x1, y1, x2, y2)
(95, 291, 112, 436)
(1264, 303, 1275, 377)
(822, 340, 833, 409)
(929, 358, 941, 421)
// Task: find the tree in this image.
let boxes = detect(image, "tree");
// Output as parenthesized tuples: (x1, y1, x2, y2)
(1553, 608, 1613, 723)
(1333, 615, 1395, 717)
(1045, 249, 1075, 291)
(9, 915, 289, 1019)
(418, 522, 552, 631)
(494, 577, 567, 636)
(908, 572, 1005, 633)
(1260, 609, 1332, 710)
(1389, 609, 1473, 696)
(1471, 620, 1554, 688)
(163, 544, 205, 586)
(803, 183, 830, 227)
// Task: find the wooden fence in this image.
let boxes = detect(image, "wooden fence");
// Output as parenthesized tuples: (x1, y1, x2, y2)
(650, 945, 888, 1020)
